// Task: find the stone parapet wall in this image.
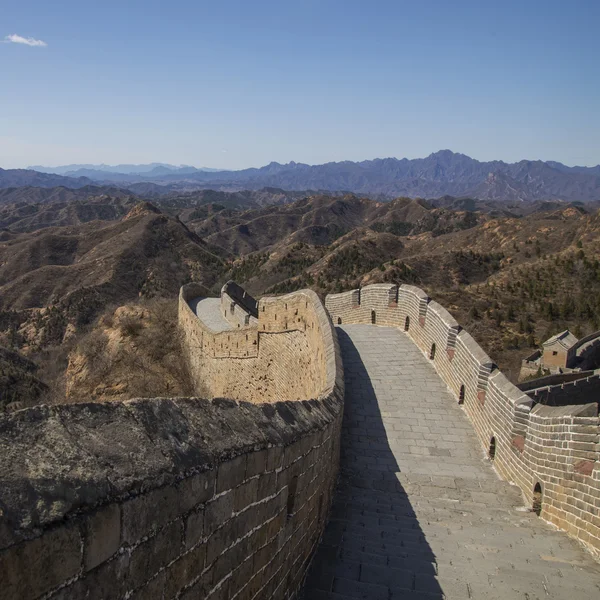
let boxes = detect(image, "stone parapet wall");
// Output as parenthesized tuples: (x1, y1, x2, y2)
(518, 370, 596, 391)
(524, 372, 600, 407)
(181, 283, 259, 361)
(220, 281, 259, 330)
(221, 281, 259, 318)
(0, 395, 343, 600)
(575, 332, 600, 369)
(221, 291, 257, 329)
(326, 284, 600, 557)
(0, 285, 343, 599)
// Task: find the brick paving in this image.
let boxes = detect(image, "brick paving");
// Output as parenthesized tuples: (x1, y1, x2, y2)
(189, 297, 233, 332)
(302, 325, 600, 600)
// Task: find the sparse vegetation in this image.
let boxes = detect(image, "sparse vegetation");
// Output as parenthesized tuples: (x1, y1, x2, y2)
(67, 299, 194, 403)
(2, 192, 600, 404)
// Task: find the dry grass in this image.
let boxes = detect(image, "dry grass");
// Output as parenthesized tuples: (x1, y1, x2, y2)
(62, 298, 195, 404)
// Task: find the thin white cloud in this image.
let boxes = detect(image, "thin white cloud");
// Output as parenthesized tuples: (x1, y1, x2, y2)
(4, 34, 47, 47)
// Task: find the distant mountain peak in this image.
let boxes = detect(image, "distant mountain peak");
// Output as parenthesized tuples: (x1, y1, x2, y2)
(6, 150, 600, 203)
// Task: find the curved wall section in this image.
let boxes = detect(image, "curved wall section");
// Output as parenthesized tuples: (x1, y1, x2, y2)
(326, 284, 600, 557)
(180, 284, 331, 403)
(0, 286, 343, 600)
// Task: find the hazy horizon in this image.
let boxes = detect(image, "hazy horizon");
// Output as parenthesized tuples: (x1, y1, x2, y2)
(18, 149, 600, 173)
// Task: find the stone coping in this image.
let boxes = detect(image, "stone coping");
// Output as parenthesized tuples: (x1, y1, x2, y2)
(1, 285, 343, 548)
(0, 392, 343, 549)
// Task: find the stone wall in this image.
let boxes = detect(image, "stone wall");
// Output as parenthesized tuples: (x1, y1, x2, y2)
(574, 331, 600, 369)
(180, 284, 330, 403)
(326, 284, 600, 557)
(220, 281, 259, 330)
(524, 372, 600, 407)
(518, 370, 596, 392)
(0, 287, 343, 600)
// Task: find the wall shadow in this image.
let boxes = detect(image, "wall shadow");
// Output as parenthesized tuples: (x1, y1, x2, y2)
(301, 327, 443, 599)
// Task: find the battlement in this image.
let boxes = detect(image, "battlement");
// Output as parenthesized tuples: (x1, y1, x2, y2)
(220, 280, 259, 329)
(326, 283, 600, 556)
(0, 285, 344, 599)
(180, 283, 336, 403)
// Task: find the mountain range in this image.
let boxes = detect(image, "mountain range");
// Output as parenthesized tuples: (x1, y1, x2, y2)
(2, 150, 600, 202)
(28, 163, 222, 176)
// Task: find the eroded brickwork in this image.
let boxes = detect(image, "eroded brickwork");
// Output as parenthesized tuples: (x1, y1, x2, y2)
(326, 284, 600, 557)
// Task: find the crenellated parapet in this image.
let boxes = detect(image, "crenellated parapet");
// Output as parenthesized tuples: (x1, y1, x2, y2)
(326, 283, 600, 557)
(179, 283, 338, 403)
(220, 280, 259, 329)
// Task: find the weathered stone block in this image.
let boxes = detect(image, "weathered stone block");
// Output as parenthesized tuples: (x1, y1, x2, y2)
(253, 537, 278, 572)
(512, 435, 525, 453)
(240, 503, 263, 533)
(246, 449, 268, 478)
(211, 545, 240, 589)
(121, 485, 181, 545)
(130, 571, 166, 600)
(204, 492, 234, 536)
(231, 555, 254, 596)
(574, 459, 595, 476)
(178, 471, 216, 513)
(128, 520, 182, 590)
(84, 503, 121, 571)
(266, 446, 284, 471)
(180, 574, 216, 600)
(234, 478, 259, 512)
(50, 553, 131, 600)
(206, 519, 238, 565)
(208, 578, 231, 600)
(164, 544, 206, 598)
(257, 471, 277, 501)
(185, 508, 205, 549)
(0, 523, 81, 600)
(217, 455, 247, 494)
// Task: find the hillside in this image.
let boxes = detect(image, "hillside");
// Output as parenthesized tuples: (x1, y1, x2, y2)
(0, 187, 312, 234)
(0, 184, 133, 206)
(208, 197, 600, 379)
(0, 202, 225, 349)
(0, 347, 47, 412)
(65, 299, 194, 403)
(1, 192, 600, 410)
(0, 168, 93, 189)
(0, 195, 138, 232)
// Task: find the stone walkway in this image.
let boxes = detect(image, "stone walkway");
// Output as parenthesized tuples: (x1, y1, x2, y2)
(302, 325, 600, 600)
(189, 297, 233, 332)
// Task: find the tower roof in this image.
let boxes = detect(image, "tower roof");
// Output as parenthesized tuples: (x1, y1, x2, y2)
(543, 330, 578, 351)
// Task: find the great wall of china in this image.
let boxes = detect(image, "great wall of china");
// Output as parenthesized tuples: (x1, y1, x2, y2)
(0, 280, 599, 599)
(323, 284, 600, 554)
(0, 283, 343, 599)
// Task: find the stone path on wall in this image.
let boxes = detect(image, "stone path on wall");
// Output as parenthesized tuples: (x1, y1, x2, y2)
(302, 324, 600, 600)
(189, 297, 233, 332)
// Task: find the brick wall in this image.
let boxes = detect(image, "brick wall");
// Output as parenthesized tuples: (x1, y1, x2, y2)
(542, 346, 570, 368)
(179, 284, 330, 403)
(523, 373, 600, 406)
(325, 283, 600, 557)
(0, 288, 344, 600)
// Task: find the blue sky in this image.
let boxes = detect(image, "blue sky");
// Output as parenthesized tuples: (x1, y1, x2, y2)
(1, 0, 599, 169)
